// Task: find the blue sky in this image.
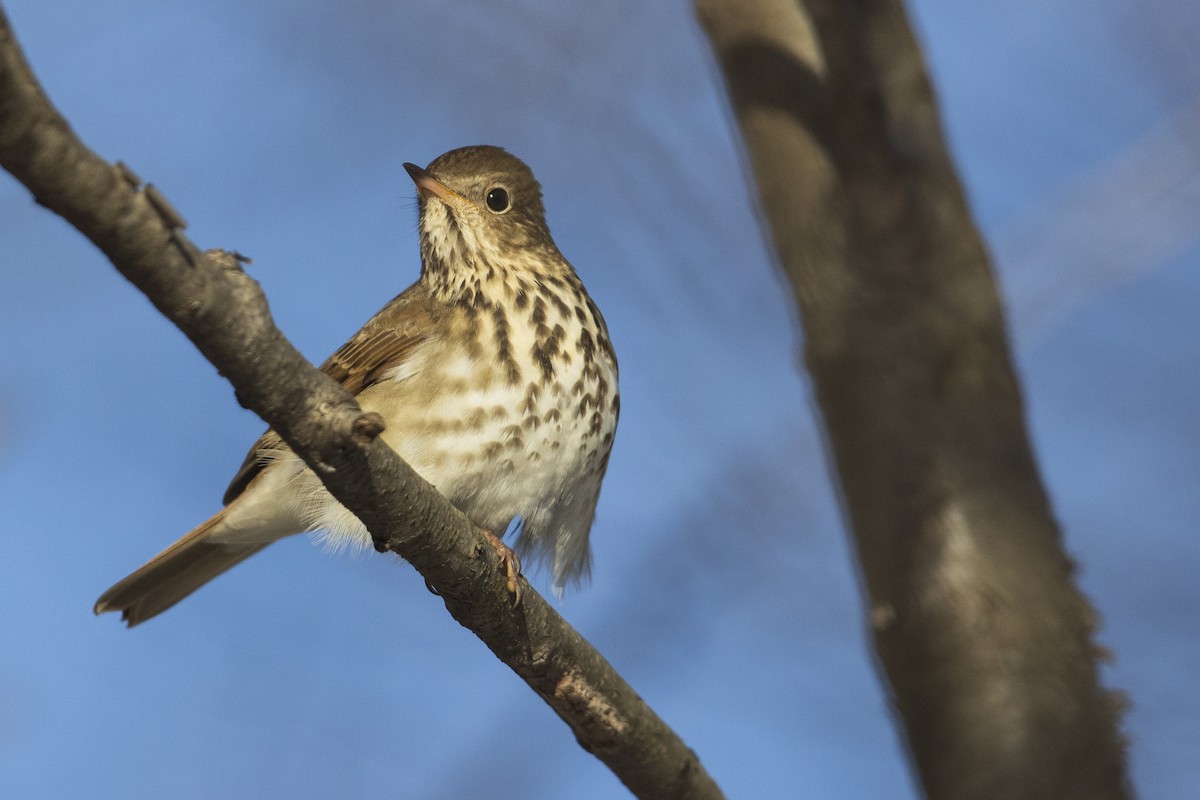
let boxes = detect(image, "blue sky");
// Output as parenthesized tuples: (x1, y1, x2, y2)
(1, 1, 1197, 797)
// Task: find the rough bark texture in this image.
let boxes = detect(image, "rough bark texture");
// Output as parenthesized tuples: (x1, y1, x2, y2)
(0, 9, 723, 800)
(695, 0, 1131, 798)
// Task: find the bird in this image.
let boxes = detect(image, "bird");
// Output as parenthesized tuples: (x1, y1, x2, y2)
(95, 145, 619, 626)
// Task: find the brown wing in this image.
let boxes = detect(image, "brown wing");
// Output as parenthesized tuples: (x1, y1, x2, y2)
(222, 283, 437, 505)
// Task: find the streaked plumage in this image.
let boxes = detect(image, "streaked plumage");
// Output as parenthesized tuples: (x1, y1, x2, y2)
(96, 145, 619, 626)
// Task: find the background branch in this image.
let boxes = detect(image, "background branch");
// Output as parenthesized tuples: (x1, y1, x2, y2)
(0, 8, 722, 800)
(696, 0, 1130, 797)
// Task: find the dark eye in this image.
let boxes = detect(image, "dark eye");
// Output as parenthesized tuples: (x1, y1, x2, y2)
(485, 186, 511, 213)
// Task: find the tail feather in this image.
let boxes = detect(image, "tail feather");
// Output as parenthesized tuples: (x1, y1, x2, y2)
(94, 511, 270, 627)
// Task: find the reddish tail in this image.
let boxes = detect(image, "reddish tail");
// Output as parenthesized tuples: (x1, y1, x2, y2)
(94, 511, 270, 627)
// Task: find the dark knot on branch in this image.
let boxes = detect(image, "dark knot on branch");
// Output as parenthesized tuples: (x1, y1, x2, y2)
(351, 411, 386, 448)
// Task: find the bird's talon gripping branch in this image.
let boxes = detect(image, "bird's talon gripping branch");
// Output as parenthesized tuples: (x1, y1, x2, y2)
(481, 529, 523, 606)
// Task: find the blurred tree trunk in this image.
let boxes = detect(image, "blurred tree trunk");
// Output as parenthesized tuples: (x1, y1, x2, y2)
(696, 1, 1131, 798)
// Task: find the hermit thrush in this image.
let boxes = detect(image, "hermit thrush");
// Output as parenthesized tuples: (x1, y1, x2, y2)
(95, 145, 619, 626)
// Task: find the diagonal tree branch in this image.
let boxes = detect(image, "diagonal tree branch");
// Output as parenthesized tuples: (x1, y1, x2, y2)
(0, 8, 723, 800)
(695, 0, 1131, 798)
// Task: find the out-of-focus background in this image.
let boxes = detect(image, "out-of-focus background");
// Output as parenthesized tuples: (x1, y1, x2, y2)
(1, 2, 1196, 797)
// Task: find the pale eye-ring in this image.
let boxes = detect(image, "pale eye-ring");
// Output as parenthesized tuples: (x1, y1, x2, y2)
(485, 186, 511, 214)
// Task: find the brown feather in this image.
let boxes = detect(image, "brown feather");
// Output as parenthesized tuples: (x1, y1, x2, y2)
(93, 511, 269, 627)
(222, 284, 438, 505)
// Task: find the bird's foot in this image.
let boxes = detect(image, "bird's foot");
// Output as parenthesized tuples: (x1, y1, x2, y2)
(481, 529, 523, 606)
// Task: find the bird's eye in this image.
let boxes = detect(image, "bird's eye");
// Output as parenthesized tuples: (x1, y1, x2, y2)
(485, 186, 511, 214)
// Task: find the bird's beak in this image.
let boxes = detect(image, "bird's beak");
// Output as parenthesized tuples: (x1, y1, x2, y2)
(404, 162, 466, 206)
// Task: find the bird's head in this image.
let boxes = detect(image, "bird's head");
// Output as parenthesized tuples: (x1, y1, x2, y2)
(404, 146, 565, 294)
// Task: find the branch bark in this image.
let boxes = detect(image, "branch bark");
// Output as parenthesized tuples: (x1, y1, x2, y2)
(0, 8, 723, 800)
(696, 1, 1131, 798)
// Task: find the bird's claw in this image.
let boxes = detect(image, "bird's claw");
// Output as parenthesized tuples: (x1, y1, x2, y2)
(481, 529, 523, 606)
